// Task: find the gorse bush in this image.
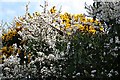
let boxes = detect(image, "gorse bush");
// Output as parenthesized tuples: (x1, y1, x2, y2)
(0, 1, 120, 79)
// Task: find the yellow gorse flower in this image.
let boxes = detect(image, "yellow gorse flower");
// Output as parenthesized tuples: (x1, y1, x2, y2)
(58, 13, 104, 35)
(89, 29, 96, 34)
(100, 27, 104, 31)
(0, 47, 7, 53)
(78, 24, 84, 31)
(16, 22, 22, 27)
(2, 29, 18, 42)
(50, 6, 56, 14)
(35, 12, 40, 16)
(67, 32, 72, 35)
(7, 46, 14, 54)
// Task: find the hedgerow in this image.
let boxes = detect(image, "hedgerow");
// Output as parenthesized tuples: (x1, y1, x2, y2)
(0, 1, 120, 79)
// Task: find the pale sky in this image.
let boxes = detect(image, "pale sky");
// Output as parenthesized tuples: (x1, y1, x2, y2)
(0, 0, 93, 22)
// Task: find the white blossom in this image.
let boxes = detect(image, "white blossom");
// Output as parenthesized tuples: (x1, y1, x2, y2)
(48, 54, 55, 60)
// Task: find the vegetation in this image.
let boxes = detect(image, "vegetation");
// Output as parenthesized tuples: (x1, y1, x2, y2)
(0, 1, 120, 79)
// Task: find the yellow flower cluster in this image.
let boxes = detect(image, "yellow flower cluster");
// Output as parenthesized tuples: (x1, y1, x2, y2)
(59, 13, 103, 35)
(1, 21, 30, 61)
(50, 6, 56, 14)
(16, 22, 22, 27)
(0, 46, 14, 58)
(1, 19, 31, 60)
(2, 21, 24, 42)
(2, 29, 17, 42)
(49, 6, 104, 35)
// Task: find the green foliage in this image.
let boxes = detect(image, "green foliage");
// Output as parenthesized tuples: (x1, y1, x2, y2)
(54, 30, 119, 79)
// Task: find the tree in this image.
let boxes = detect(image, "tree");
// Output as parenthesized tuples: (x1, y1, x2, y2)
(85, 0, 120, 78)
(85, 0, 120, 43)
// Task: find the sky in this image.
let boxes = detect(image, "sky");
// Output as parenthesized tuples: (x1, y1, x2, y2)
(0, 0, 93, 23)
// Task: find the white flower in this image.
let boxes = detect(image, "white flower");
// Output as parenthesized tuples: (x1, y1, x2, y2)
(48, 54, 55, 60)
(4, 67, 10, 71)
(107, 73, 112, 77)
(76, 72, 80, 76)
(91, 70, 96, 73)
(37, 52, 44, 57)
